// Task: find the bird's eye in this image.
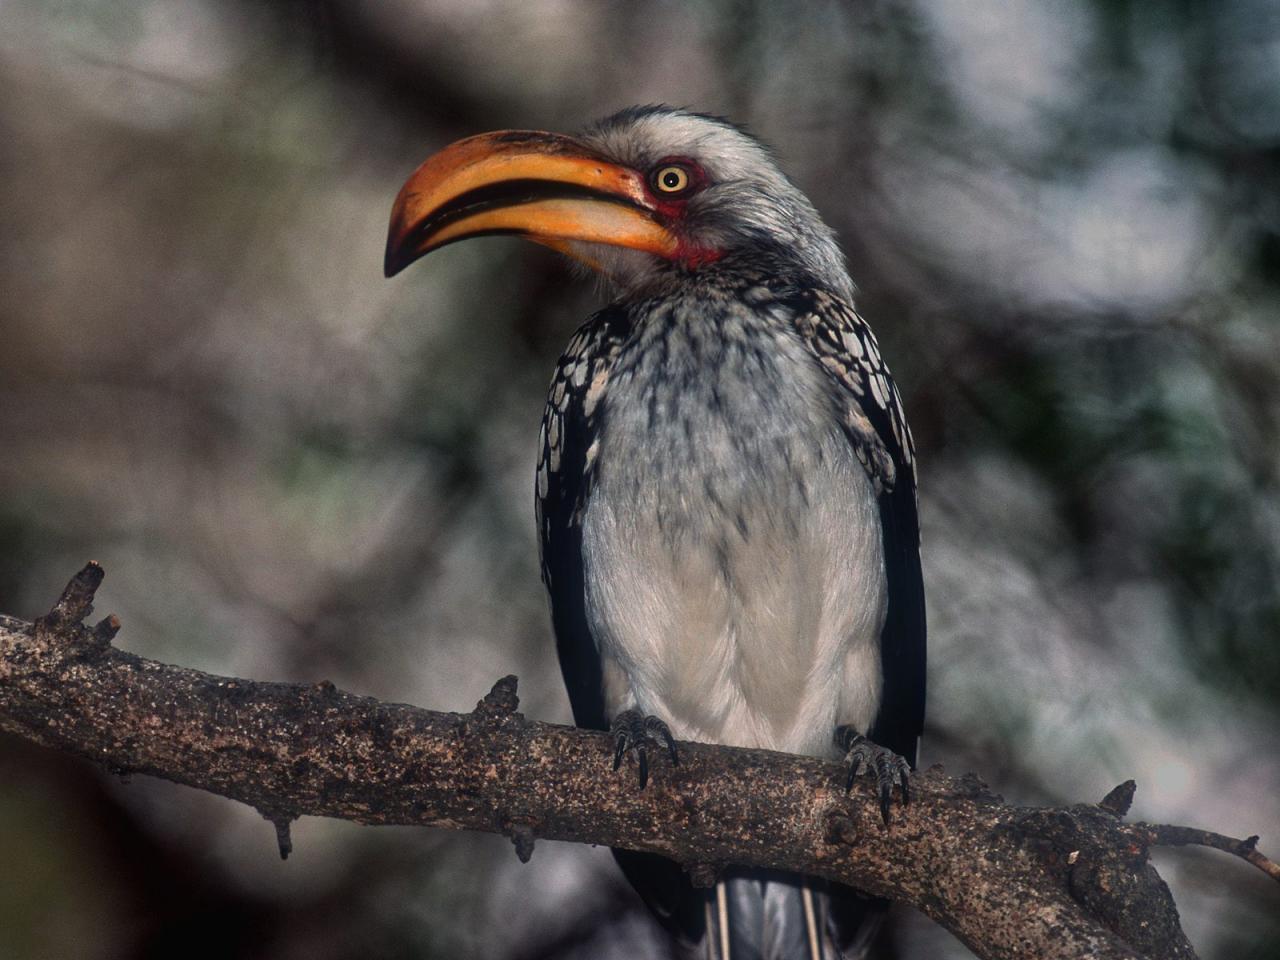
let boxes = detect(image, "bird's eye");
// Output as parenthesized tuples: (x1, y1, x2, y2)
(652, 164, 691, 194)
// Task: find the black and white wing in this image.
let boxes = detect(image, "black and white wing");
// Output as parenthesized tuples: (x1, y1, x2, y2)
(789, 288, 927, 767)
(535, 305, 633, 732)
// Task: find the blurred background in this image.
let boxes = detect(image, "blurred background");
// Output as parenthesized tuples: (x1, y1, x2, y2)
(1, 0, 1278, 957)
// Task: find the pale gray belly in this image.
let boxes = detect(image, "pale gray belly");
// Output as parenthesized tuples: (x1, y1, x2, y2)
(581, 338, 887, 757)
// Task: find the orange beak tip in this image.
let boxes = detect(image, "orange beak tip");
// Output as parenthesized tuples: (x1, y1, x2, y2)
(383, 216, 422, 278)
(383, 240, 407, 278)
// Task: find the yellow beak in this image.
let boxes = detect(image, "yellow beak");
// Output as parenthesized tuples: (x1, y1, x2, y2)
(384, 130, 679, 277)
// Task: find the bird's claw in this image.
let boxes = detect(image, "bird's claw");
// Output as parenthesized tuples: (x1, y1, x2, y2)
(611, 709, 678, 789)
(835, 725, 911, 825)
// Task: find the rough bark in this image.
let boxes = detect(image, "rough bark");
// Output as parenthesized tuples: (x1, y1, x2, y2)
(2, 565, 1275, 960)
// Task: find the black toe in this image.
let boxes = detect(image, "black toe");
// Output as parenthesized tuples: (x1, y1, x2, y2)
(611, 709, 678, 789)
(834, 725, 912, 825)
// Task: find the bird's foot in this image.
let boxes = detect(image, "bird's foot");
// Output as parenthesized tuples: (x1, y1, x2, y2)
(834, 725, 911, 825)
(611, 709, 678, 789)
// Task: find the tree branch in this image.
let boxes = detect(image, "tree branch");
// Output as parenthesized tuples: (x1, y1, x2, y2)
(2, 565, 1274, 959)
(1144, 824, 1280, 883)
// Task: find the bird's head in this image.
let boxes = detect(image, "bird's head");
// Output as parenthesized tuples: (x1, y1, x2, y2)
(385, 105, 851, 299)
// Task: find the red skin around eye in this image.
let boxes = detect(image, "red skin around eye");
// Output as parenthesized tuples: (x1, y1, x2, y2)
(677, 245, 723, 267)
(643, 157, 722, 265)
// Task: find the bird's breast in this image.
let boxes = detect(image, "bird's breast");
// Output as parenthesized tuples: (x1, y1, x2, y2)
(580, 302, 887, 756)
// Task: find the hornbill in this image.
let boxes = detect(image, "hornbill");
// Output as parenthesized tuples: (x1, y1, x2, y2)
(385, 106, 926, 960)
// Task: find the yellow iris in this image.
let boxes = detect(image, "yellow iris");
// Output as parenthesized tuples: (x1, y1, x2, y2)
(653, 165, 691, 193)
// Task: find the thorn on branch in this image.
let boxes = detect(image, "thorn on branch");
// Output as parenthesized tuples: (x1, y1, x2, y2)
(1099, 780, 1136, 816)
(506, 820, 536, 863)
(93, 615, 121, 646)
(33, 564, 120, 656)
(475, 675, 521, 723)
(954, 770, 998, 801)
(258, 810, 297, 860)
(274, 819, 294, 860)
(37, 562, 105, 635)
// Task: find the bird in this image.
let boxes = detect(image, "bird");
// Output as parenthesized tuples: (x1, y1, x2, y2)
(384, 105, 926, 960)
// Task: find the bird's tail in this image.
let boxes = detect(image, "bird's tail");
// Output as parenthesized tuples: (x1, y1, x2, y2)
(613, 850, 884, 960)
(703, 872, 883, 960)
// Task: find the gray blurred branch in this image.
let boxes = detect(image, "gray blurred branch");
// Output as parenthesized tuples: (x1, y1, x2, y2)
(3, 565, 1275, 960)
